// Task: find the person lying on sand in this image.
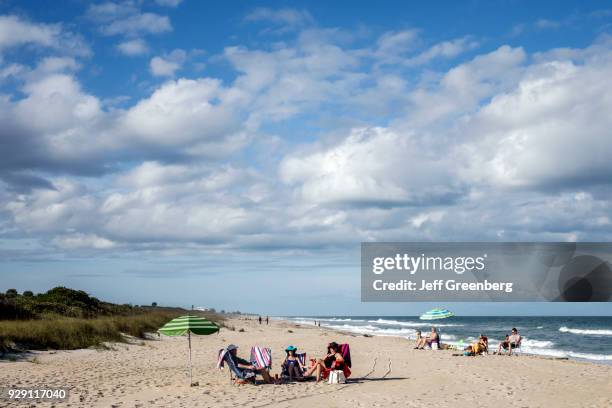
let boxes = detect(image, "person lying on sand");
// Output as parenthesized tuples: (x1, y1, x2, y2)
(415, 327, 439, 349)
(303, 342, 345, 383)
(497, 328, 522, 355)
(228, 344, 273, 384)
(282, 346, 304, 381)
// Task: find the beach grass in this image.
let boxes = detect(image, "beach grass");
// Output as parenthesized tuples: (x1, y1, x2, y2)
(0, 312, 180, 350)
(1, 286, 225, 352)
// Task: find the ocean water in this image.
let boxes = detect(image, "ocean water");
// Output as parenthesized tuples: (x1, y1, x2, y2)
(282, 316, 612, 364)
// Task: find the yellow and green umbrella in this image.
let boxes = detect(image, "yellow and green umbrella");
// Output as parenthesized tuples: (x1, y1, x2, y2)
(159, 315, 219, 385)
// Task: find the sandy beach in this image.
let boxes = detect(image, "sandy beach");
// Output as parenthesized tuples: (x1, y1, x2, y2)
(2, 317, 611, 408)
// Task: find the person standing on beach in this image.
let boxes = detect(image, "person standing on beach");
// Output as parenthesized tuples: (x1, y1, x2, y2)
(258, 316, 262, 324)
(266, 316, 269, 325)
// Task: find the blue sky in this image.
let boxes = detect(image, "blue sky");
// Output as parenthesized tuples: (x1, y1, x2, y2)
(1, 0, 612, 315)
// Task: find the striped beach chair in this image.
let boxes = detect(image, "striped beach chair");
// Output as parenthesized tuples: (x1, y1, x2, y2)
(250, 346, 272, 369)
(217, 347, 256, 384)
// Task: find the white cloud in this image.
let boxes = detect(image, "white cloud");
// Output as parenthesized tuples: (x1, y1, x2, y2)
(460, 47, 612, 189)
(117, 39, 149, 56)
(405, 37, 479, 66)
(4, 18, 612, 254)
(86, 2, 172, 37)
(52, 233, 116, 249)
(244, 8, 313, 28)
(400, 45, 527, 128)
(102, 13, 171, 36)
(377, 30, 419, 53)
(0, 15, 90, 56)
(280, 127, 461, 206)
(149, 49, 186, 76)
(119, 77, 247, 155)
(150, 56, 180, 76)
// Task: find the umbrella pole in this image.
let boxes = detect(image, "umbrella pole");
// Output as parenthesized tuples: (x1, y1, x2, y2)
(188, 331, 193, 385)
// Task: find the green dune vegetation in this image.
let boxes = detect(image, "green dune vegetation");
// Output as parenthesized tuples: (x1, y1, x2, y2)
(0, 287, 222, 353)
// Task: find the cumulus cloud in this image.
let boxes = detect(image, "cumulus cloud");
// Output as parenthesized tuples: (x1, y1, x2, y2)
(86, 2, 172, 36)
(119, 77, 246, 154)
(0, 72, 250, 177)
(280, 127, 462, 207)
(117, 39, 149, 56)
(0, 14, 90, 57)
(4, 13, 612, 255)
(459, 39, 612, 189)
(149, 49, 185, 76)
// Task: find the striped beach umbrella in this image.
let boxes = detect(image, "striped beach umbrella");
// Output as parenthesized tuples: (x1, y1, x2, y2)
(159, 315, 219, 385)
(419, 308, 454, 320)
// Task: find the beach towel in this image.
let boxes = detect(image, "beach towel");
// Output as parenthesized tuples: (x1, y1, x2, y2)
(217, 348, 256, 380)
(250, 346, 272, 369)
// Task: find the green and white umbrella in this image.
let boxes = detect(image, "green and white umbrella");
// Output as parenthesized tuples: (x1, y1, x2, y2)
(419, 308, 454, 320)
(159, 315, 219, 385)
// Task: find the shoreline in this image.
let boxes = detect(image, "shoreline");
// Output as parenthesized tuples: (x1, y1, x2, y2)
(1, 316, 611, 407)
(279, 315, 612, 365)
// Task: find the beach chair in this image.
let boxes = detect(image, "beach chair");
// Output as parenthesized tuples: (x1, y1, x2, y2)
(512, 338, 522, 355)
(250, 346, 272, 369)
(281, 352, 307, 379)
(217, 348, 256, 384)
(426, 333, 441, 350)
(325, 344, 352, 380)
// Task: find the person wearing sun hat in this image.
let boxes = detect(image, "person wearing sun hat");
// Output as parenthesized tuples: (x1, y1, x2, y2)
(282, 345, 304, 381)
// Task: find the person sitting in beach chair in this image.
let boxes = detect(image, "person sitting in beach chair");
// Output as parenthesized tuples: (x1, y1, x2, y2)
(281, 346, 306, 381)
(479, 334, 489, 354)
(463, 335, 488, 356)
(414, 330, 423, 348)
(497, 328, 522, 355)
(303, 342, 352, 383)
(217, 344, 273, 384)
(416, 327, 440, 349)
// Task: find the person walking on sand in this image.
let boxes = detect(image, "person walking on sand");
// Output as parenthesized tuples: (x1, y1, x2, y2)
(266, 316, 269, 325)
(258, 316, 262, 325)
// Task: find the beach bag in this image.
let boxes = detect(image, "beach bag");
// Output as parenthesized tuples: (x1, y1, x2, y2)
(328, 370, 346, 384)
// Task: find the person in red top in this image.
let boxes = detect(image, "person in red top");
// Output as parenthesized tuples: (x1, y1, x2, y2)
(303, 342, 345, 383)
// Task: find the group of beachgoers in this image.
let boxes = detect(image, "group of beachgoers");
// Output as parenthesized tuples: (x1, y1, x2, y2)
(414, 327, 523, 356)
(223, 341, 350, 384)
(222, 326, 523, 385)
(414, 326, 523, 356)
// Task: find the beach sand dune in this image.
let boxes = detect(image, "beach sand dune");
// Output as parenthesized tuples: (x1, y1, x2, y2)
(2, 318, 611, 407)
